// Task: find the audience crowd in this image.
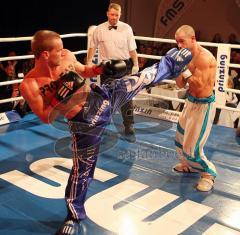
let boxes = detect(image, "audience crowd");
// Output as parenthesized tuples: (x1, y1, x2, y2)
(0, 50, 33, 117)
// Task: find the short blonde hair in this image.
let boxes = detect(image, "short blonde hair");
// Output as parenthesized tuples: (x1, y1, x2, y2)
(108, 3, 121, 11)
(31, 30, 61, 59)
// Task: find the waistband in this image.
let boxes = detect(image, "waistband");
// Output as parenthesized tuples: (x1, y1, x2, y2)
(111, 58, 131, 62)
(187, 93, 215, 103)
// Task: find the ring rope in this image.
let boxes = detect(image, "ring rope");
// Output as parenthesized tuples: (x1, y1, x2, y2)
(0, 33, 87, 43)
(135, 36, 219, 48)
(0, 97, 23, 104)
(225, 87, 240, 94)
(137, 92, 240, 113)
(0, 50, 87, 62)
(138, 53, 161, 60)
(0, 79, 23, 86)
(229, 63, 240, 69)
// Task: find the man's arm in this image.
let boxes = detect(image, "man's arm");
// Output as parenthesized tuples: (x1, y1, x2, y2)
(63, 49, 99, 77)
(129, 49, 139, 74)
(86, 47, 96, 65)
(74, 60, 102, 78)
(20, 80, 59, 123)
(74, 55, 127, 78)
(176, 58, 212, 89)
(176, 74, 188, 88)
(73, 54, 101, 78)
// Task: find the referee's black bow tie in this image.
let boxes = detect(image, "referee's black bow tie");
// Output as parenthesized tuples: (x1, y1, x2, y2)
(108, 25, 117, 30)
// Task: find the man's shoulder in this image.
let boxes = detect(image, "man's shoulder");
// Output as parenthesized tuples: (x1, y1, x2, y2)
(197, 48, 216, 69)
(96, 22, 108, 29)
(62, 49, 73, 57)
(20, 75, 36, 93)
(118, 21, 132, 29)
(62, 49, 76, 64)
(24, 67, 37, 78)
(198, 47, 215, 61)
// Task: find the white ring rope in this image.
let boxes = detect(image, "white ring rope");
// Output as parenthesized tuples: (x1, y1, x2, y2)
(0, 79, 23, 86)
(229, 63, 240, 69)
(225, 87, 240, 95)
(0, 33, 87, 43)
(0, 50, 87, 62)
(137, 91, 240, 113)
(135, 36, 219, 48)
(138, 53, 161, 60)
(0, 31, 239, 116)
(0, 97, 23, 104)
(138, 91, 185, 103)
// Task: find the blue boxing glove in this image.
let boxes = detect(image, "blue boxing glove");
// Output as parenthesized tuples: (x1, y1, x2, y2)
(136, 47, 192, 88)
(167, 48, 192, 79)
(166, 47, 179, 58)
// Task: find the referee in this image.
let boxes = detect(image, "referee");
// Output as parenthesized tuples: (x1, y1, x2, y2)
(87, 2, 139, 137)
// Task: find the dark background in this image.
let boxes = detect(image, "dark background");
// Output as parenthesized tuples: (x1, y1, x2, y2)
(0, 0, 110, 59)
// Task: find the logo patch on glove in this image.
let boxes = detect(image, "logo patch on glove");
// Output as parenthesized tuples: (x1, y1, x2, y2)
(58, 81, 74, 98)
(175, 48, 191, 62)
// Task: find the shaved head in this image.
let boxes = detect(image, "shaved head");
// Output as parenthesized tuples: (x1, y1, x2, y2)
(175, 25, 195, 38)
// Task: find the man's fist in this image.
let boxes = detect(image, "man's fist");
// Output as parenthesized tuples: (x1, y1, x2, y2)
(92, 60, 127, 78)
(131, 65, 139, 74)
(101, 60, 127, 78)
(166, 48, 192, 78)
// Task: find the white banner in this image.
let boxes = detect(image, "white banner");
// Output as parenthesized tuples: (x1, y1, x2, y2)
(133, 104, 180, 123)
(215, 44, 230, 106)
(0, 112, 10, 125)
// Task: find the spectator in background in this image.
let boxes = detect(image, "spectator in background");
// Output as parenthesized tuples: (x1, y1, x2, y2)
(228, 33, 239, 44)
(211, 33, 224, 57)
(7, 51, 18, 78)
(212, 33, 224, 43)
(21, 51, 35, 76)
(217, 77, 239, 128)
(232, 51, 240, 128)
(0, 61, 14, 113)
(138, 57, 147, 71)
(7, 51, 17, 67)
(144, 45, 157, 68)
(225, 78, 238, 108)
(231, 52, 240, 102)
(138, 43, 146, 54)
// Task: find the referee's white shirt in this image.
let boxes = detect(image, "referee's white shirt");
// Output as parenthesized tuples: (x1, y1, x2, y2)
(90, 21, 137, 61)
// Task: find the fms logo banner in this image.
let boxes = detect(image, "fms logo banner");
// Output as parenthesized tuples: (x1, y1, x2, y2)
(154, 0, 194, 38)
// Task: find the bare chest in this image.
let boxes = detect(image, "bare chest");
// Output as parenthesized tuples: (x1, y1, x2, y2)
(37, 77, 59, 102)
(37, 62, 75, 100)
(188, 61, 197, 73)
